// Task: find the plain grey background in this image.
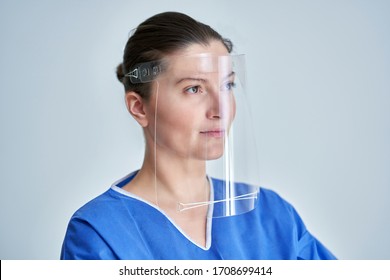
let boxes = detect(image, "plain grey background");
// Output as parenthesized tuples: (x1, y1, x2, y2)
(0, 0, 389, 259)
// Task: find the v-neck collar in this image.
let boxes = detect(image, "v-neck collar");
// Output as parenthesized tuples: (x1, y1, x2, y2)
(110, 171, 214, 250)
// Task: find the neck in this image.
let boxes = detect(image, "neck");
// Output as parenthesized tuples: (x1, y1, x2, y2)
(135, 145, 209, 206)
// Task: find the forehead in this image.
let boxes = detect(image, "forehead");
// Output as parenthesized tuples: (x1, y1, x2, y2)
(161, 41, 232, 77)
(167, 55, 233, 75)
(177, 40, 229, 57)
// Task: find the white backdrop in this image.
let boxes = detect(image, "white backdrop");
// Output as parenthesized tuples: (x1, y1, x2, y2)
(0, 0, 389, 259)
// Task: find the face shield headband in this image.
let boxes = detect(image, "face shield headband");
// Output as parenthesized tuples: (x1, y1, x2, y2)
(126, 54, 260, 218)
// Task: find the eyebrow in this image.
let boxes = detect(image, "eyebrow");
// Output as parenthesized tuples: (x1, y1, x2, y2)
(175, 71, 235, 85)
(175, 77, 206, 85)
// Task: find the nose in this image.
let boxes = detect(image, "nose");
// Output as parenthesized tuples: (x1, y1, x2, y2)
(206, 94, 221, 119)
(206, 80, 235, 121)
(207, 86, 233, 120)
(203, 81, 220, 119)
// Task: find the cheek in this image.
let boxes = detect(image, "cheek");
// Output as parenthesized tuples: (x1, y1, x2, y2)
(156, 103, 195, 134)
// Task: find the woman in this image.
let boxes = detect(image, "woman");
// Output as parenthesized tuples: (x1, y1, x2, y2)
(61, 11, 336, 260)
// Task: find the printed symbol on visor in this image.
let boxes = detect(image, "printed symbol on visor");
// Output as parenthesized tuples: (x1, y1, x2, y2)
(126, 68, 138, 79)
(153, 66, 160, 76)
(141, 68, 148, 78)
(140, 65, 160, 78)
(125, 61, 164, 83)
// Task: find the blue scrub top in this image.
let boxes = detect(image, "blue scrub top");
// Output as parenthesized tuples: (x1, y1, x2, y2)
(61, 172, 336, 260)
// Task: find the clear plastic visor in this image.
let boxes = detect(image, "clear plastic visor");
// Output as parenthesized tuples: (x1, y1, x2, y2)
(139, 54, 259, 218)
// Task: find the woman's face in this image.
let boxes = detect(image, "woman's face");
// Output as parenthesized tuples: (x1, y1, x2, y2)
(144, 41, 236, 161)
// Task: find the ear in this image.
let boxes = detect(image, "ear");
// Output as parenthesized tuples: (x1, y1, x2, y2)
(125, 92, 149, 127)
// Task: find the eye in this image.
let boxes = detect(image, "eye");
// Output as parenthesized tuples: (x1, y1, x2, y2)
(185, 85, 202, 94)
(222, 81, 236, 91)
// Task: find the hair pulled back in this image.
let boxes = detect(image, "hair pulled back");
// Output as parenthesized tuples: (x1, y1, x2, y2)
(116, 11, 233, 99)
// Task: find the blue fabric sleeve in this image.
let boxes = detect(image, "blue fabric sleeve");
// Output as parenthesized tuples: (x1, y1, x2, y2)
(60, 218, 117, 260)
(297, 230, 337, 260)
(257, 188, 336, 260)
(288, 203, 336, 260)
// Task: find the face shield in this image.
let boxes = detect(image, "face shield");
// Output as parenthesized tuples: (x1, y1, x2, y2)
(126, 54, 259, 218)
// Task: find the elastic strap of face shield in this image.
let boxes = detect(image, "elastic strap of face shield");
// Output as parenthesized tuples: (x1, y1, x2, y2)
(125, 61, 163, 84)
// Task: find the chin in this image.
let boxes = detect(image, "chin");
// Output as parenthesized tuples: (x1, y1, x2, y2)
(194, 143, 224, 160)
(204, 150, 224, 160)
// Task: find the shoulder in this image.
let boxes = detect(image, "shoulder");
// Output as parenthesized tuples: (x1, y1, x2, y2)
(256, 187, 302, 225)
(66, 186, 150, 238)
(258, 187, 295, 212)
(70, 187, 146, 226)
(61, 187, 143, 259)
(71, 189, 120, 219)
(72, 171, 140, 220)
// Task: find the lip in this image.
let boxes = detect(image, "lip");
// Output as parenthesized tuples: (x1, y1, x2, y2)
(200, 129, 226, 138)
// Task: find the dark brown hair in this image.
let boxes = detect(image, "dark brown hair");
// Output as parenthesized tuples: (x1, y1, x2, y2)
(116, 11, 233, 99)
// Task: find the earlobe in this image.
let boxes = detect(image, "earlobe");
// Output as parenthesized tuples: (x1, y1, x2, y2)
(125, 92, 149, 127)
